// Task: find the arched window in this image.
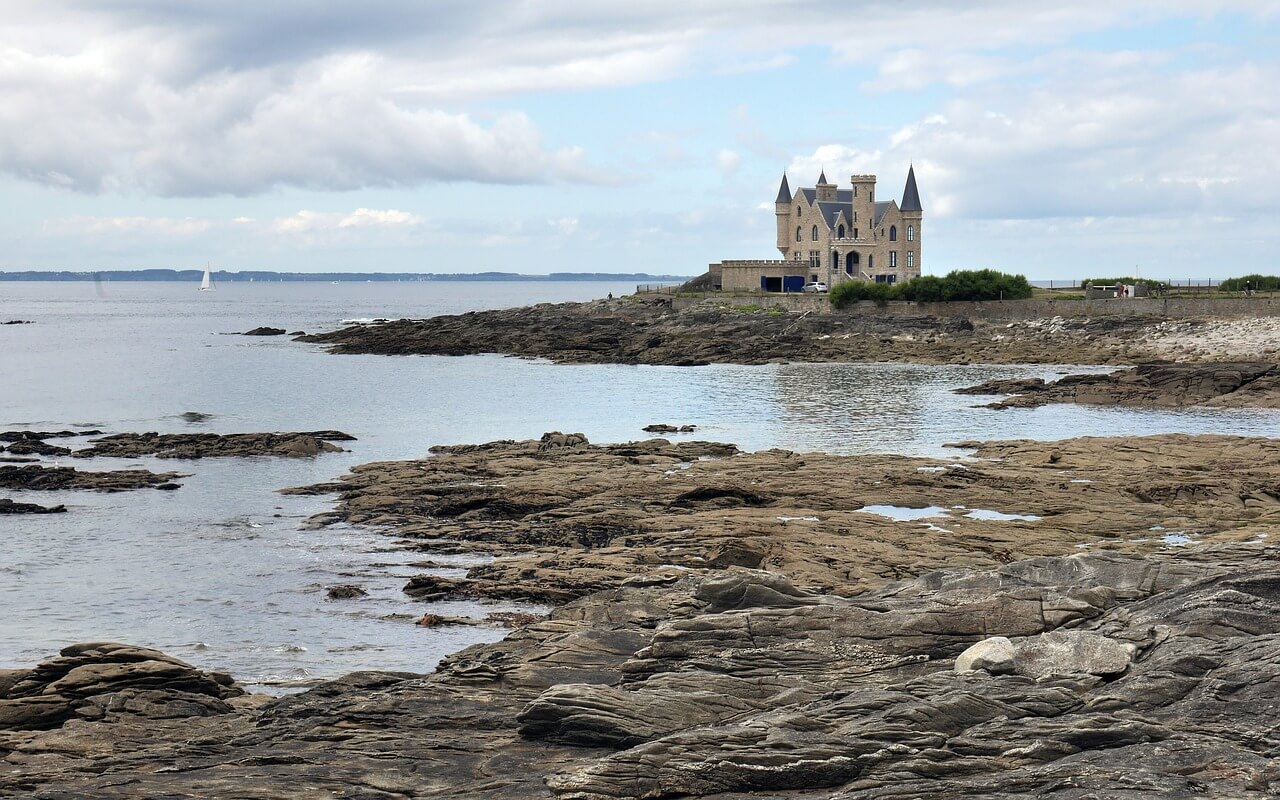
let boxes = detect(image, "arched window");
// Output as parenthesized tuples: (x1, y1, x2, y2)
(907, 225, 915, 242)
(811, 225, 819, 241)
(797, 206, 802, 216)
(868, 254, 874, 270)
(796, 226, 802, 242)
(907, 252, 915, 268)
(889, 225, 897, 242)
(837, 224, 845, 238)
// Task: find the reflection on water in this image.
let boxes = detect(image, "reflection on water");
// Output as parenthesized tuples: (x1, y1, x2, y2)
(2, 281, 1279, 686)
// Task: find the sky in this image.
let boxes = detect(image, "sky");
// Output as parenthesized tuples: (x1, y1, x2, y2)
(1, 1, 1278, 279)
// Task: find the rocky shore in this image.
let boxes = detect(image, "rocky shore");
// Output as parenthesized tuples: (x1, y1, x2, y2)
(285, 432, 1278, 603)
(297, 297, 1272, 366)
(959, 361, 1280, 409)
(3, 548, 1279, 797)
(6, 432, 1280, 798)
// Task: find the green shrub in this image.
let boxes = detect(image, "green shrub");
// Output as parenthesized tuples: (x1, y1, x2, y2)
(1083, 277, 1169, 290)
(830, 269, 1033, 308)
(829, 280, 892, 308)
(1220, 274, 1280, 292)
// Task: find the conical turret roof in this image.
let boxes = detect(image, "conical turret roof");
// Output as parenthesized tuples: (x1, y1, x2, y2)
(817, 169, 829, 185)
(775, 173, 792, 204)
(901, 165, 922, 212)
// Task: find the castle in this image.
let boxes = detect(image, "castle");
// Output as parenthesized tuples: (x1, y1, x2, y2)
(711, 167, 922, 292)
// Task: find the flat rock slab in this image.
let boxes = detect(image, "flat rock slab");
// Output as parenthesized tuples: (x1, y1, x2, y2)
(290, 432, 1280, 604)
(73, 431, 354, 459)
(0, 465, 184, 492)
(961, 362, 1280, 409)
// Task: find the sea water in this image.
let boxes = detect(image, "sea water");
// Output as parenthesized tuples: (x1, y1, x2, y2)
(3, 280, 1278, 688)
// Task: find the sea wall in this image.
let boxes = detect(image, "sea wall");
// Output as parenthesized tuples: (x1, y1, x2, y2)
(672, 293, 1280, 320)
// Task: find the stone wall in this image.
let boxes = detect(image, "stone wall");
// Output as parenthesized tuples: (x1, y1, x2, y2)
(672, 293, 1280, 320)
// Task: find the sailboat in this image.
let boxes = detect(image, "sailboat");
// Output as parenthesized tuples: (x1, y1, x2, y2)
(199, 264, 214, 292)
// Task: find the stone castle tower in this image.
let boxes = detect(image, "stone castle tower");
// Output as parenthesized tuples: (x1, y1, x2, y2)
(773, 166, 923, 286)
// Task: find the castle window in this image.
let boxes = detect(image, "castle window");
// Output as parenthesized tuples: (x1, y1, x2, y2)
(907, 225, 915, 242)
(797, 206, 802, 216)
(889, 251, 898, 268)
(907, 252, 915, 268)
(853, 228, 858, 239)
(852, 186, 857, 197)
(831, 251, 839, 269)
(889, 225, 897, 242)
(796, 226, 802, 242)
(811, 225, 819, 241)
(837, 224, 845, 238)
(868, 254, 874, 269)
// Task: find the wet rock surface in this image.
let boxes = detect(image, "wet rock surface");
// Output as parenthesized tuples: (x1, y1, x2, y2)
(242, 326, 286, 336)
(0, 465, 185, 492)
(963, 361, 1280, 409)
(299, 298, 1181, 366)
(72, 431, 354, 459)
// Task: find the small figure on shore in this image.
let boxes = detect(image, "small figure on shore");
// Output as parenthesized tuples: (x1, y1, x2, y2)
(607, 292, 613, 300)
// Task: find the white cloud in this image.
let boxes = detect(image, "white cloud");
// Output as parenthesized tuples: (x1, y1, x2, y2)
(4, 0, 1276, 198)
(716, 148, 742, 175)
(551, 217, 580, 235)
(43, 215, 216, 237)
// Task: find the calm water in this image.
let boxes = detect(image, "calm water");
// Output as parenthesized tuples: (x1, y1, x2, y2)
(3, 280, 1278, 688)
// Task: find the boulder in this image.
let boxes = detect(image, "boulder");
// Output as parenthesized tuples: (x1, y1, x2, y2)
(242, 327, 286, 336)
(1011, 630, 1137, 679)
(955, 636, 1016, 673)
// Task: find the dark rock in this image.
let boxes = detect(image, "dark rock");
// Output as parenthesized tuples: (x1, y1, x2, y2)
(73, 431, 353, 459)
(0, 498, 67, 514)
(2, 319, 33, 325)
(966, 362, 1280, 409)
(178, 411, 214, 423)
(0, 430, 101, 441)
(242, 327, 286, 336)
(296, 300, 1179, 367)
(0, 642, 245, 732)
(4, 440, 71, 456)
(642, 423, 698, 433)
(0, 465, 185, 492)
(954, 376, 1047, 395)
(325, 585, 368, 600)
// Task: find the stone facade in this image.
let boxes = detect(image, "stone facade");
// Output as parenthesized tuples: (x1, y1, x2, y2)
(712, 167, 923, 292)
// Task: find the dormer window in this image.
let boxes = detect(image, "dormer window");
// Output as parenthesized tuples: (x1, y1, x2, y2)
(889, 225, 897, 242)
(837, 224, 845, 238)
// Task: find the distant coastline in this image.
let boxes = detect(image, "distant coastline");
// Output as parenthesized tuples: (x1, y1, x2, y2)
(0, 269, 692, 283)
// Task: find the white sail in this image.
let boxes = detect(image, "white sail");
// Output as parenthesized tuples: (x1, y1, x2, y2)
(199, 265, 213, 291)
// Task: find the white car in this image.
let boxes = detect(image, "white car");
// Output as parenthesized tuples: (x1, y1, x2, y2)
(803, 282, 829, 293)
